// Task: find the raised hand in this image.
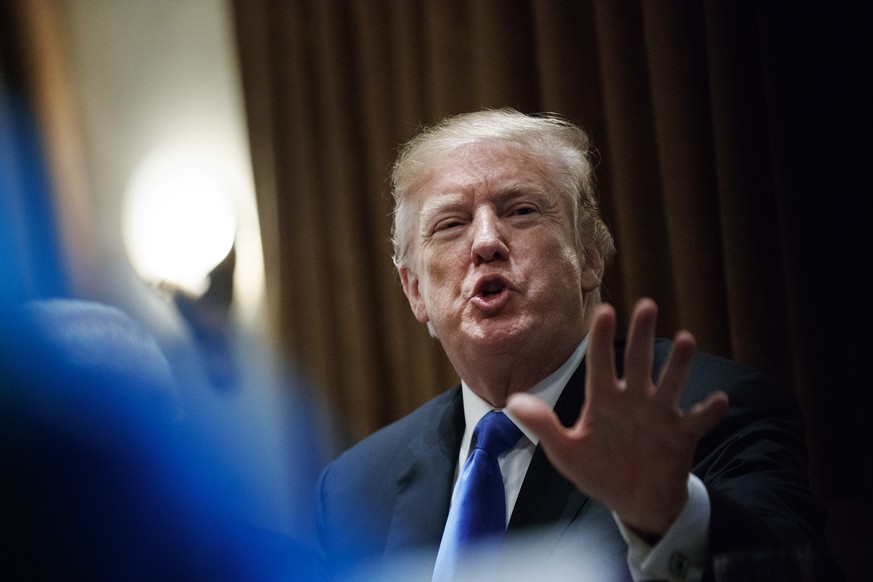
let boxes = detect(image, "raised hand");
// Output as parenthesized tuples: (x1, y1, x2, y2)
(506, 298, 728, 540)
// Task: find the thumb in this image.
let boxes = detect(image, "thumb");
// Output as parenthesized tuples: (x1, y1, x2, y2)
(685, 390, 729, 438)
(506, 393, 566, 449)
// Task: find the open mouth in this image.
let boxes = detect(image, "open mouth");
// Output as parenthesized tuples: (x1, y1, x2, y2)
(473, 275, 510, 298)
(471, 276, 513, 312)
(479, 280, 505, 297)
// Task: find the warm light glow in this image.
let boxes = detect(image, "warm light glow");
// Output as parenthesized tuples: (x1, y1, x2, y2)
(122, 141, 238, 295)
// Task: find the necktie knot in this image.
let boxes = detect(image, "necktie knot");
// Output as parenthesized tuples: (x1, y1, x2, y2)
(473, 411, 522, 458)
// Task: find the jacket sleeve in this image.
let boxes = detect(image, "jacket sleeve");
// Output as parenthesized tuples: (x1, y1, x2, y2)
(687, 360, 844, 580)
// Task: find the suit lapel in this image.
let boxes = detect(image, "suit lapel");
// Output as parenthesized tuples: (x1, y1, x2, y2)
(507, 355, 631, 580)
(510, 360, 589, 530)
(383, 389, 465, 556)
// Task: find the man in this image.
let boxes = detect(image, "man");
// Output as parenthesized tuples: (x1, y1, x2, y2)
(315, 109, 840, 581)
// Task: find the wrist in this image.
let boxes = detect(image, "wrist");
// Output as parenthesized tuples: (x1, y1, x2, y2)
(618, 487, 688, 541)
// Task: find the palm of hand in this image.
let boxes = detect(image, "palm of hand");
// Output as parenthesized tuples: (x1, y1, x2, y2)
(507, 298, 728, 539)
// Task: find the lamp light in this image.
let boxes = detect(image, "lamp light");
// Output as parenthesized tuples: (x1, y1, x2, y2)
(122, 140, 238, 297)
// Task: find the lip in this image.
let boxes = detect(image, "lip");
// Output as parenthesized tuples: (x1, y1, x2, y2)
(470, 275, 514, 313)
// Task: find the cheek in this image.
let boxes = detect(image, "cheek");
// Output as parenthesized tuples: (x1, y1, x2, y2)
(528, 229, 581, 269)
(421, 242, 466, 280)
(420, 252, 470, 312)
(524, 240, 584, 294)
(417, 254, 452, 299)
(559, 245, 584, 278)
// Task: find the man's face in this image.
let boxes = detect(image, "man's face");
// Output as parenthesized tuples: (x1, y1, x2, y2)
(399, 143, 601, 367)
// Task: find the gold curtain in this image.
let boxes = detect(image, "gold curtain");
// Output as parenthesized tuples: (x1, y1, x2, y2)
(230, 0, 869, 512)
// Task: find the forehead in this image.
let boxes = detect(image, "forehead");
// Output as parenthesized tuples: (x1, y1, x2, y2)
(410, 141, 559, 207)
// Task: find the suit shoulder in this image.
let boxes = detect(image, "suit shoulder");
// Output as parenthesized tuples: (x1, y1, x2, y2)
(320, 387, 459, 484)
(659, 339, 800, 416)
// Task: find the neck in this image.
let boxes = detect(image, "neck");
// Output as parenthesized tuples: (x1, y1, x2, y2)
(450, 339, 580, 408)
(447, 298, 598, 407)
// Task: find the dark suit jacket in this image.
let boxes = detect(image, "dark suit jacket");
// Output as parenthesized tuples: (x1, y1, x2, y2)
(316, 340, 841, 581)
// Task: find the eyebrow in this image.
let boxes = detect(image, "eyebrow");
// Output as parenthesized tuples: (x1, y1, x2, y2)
(493, 182, 548, 203)
(418, 194, 466, 231)
(417, 179, 552, 231)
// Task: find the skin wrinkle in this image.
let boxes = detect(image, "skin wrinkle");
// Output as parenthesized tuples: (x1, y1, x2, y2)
(399, 143, 602, 407)
(400, 141, 591, 272)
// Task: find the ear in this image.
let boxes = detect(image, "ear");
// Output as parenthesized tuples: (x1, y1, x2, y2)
(580, 248, 604, 293)
(399, 266, 431, 324)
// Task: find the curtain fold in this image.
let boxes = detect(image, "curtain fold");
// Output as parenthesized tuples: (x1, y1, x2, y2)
(643, 1, 729, 355)
(592, 1, 677, 329)
(703, 1, 791, 379)
(231, 1, 870, 513)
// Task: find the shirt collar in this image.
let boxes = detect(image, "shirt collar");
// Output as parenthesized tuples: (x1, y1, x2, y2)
(460, 335, 589, 447)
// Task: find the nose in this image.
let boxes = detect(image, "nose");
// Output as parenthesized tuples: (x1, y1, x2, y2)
(470, 210, 509, 265)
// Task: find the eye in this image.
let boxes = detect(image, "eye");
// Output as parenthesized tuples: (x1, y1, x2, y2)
(509, 204, 539, 217)
(433, 218, 466, 233)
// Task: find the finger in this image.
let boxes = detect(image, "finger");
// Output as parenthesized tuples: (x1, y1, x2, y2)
(506, 393, 568, 449)
(655, 330, 696, 407)
(623, 298, 657, 393)
(586, 303, 618, 402)
(684, 391, 729, 438)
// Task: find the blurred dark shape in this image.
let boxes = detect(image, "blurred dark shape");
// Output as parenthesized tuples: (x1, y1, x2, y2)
(168, 242, 237, 390)
(0, 299, 315, 580)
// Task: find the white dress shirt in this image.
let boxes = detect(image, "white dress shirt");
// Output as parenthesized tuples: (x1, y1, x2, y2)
(454, 337, 710, 581)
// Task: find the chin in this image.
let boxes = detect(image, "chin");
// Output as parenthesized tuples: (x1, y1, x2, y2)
(464, 320, 532, 353)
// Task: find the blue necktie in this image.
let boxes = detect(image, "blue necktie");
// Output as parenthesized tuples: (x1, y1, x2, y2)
(432, 411, 523, 581)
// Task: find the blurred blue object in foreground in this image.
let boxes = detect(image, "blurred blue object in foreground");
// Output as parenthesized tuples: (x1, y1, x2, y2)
(0, 299, 316, 580)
